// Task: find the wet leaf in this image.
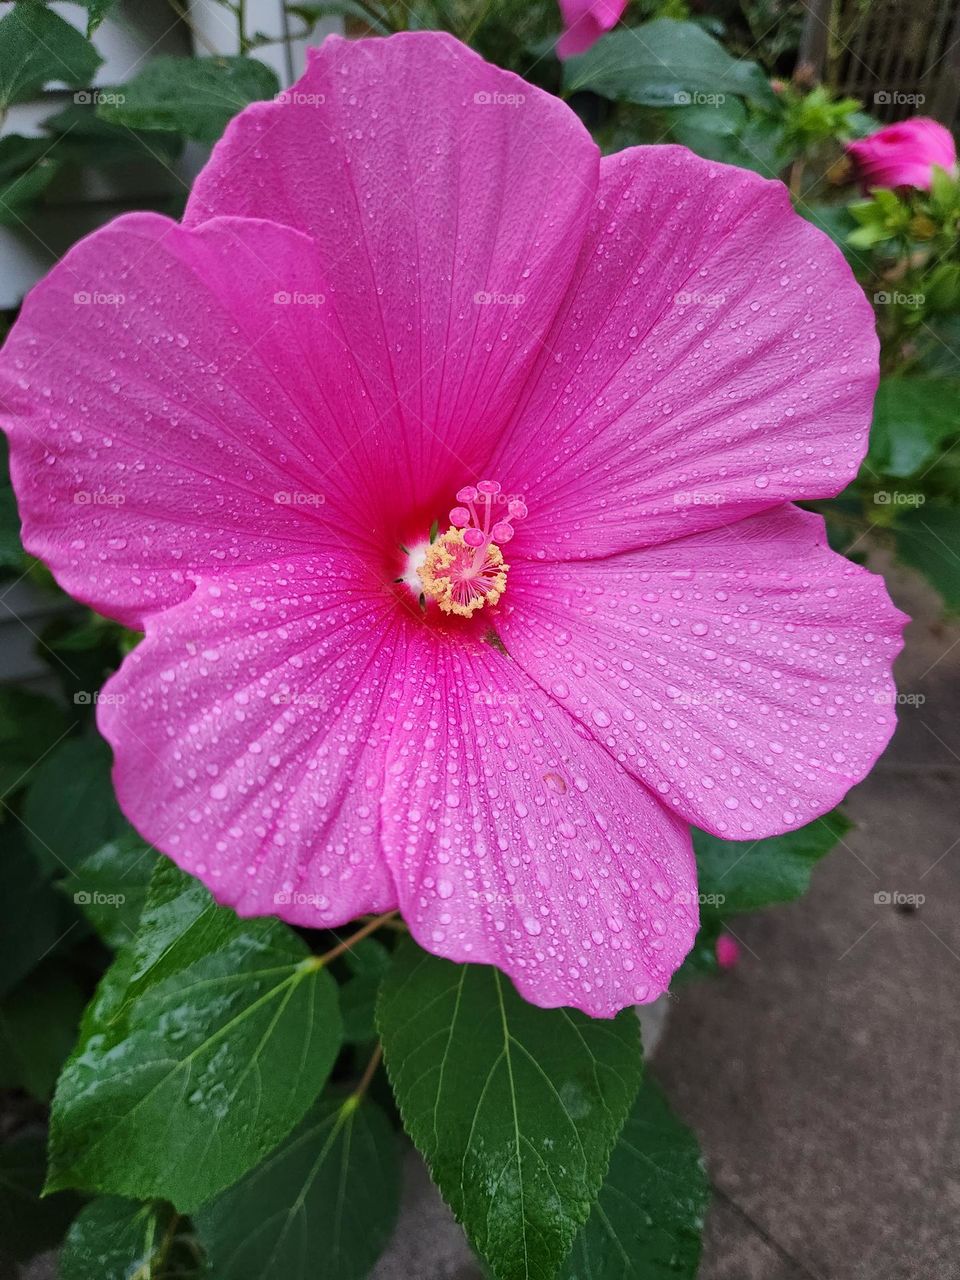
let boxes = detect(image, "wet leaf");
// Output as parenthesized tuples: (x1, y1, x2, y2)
(563, 20, 776, 110)
(22, 732, 127, 875)
(867, 377, 960, 478)
(96, 55, 280, 143)
(197, 1092, 400, 1280)
(0, 4, 101, 108)
(59, 1196, 195, 1280)
(62, 830, 159, 948)
(47, 861, 342, 1210)
(378, 937, 643, 1280)
(693, 810, 852, 915)
(0, 684, 71, 803)
(0, 825, 74, 998)
(560, 1077, 709, 1279)
(894, 506, 960, 611)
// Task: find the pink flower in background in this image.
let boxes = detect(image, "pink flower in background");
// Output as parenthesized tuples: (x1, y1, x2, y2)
(846, 117, 957, 192)
(0, 33, 904, 1016)
(556, 0, 626, 58)
(715, 935, 741, 970)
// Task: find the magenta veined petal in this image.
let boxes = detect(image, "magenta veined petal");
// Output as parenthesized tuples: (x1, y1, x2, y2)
(498, 506, 907, 837)
(490, 146, 880, 560)
(185, 31, 600, 501)
(0, 31, 901, 1015)
(0, 213, 418, 626)
(380, 628, 698, 1016)
(556, 0, 627, 58)
(97, 551, 698, 1018)
(98, 553, 401, 925)
(847, 117, 958, 192)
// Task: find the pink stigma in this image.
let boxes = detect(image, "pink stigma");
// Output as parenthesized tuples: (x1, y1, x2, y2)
(418, 479, 527, 617)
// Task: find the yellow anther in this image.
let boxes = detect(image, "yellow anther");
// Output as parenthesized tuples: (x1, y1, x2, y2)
(418, 528, 508, 617)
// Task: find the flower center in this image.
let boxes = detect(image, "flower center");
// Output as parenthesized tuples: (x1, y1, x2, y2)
(418, 480, 527, 617)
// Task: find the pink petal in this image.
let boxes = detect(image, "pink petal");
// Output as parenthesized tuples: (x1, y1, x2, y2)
(380, 629, 698, 1017)
(97, 554, 401, 925)
(185, 32, 599, 496)
(556, 0, 625, 58)
(1, 213, 411, 626)
(491, 147, 878, 560)
(498, 506, 906, 838)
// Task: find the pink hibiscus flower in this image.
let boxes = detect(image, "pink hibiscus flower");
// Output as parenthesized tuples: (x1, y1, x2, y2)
(556, 0, 626, 58)
(0, 33, 904, 1017)
(846, 117, 957, 192)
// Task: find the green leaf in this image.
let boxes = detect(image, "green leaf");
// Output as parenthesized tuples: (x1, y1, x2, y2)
(866, 377, 960, 479)
(563, 20, 776, 110)
(0, 134, 62, 226)
(0, 436, 27, 572)
(693, 810, 852, 915)
(0, 1135, 81, 1262)
(47, 861, 343, 1211)
(44, 103, 185, 168)
(197, 1091, 401, 1280)
(0, 825, 74, 997)
(560, 1077, 709, 1279)
(61, 830, 159, 947)
(59, 1196, 192, 1280)
(377, 938, 643, 1280)
(0, 685, 70, 802)
(0, 962, 87, 1100)
(340, 971, 381, 1043)
(0, 4, 102, 109)
(799, 203, 858, 258)
(96, 55, 280, 144)
(0, 485, 25, 570)
(893, 506, 960, 611)
(340, 935, 390, 1043)
(21, 731, 127, 875)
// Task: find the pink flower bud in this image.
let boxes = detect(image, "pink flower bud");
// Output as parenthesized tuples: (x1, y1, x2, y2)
(846, 118, 957, 192)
